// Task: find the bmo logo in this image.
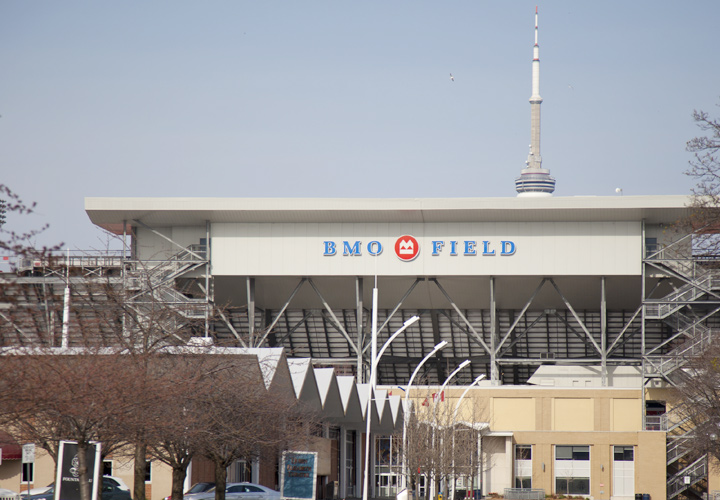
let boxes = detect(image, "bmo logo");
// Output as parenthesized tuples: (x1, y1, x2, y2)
(395, 235, 419, 262)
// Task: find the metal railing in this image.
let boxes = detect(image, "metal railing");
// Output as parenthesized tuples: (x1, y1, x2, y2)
(667, 455, 707, 499)
(503, 489, 544, 500)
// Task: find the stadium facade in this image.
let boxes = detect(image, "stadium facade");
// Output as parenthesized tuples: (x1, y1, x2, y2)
(78, 193, 714, 500)
(2, 7, 717, 500)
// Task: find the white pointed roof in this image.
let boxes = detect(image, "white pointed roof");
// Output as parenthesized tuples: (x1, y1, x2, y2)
(314, 367, 345, 419)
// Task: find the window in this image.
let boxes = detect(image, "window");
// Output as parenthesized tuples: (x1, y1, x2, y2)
(145, 461, 152, 483)
(555, 478, 590, 495)
(22, 463, 34, 483)
(614, 446, 633, 461)
(645, 237, 658, 256)
(345, 430, 356, 496)
(515, 477, 532, 488)
(103, 461, 113, 476)
(515, 445, 532, 460)
(554, 445, 590, 495)
(555, 446, 590, 461)
(376, 437, 391, 466)
(515, 444, 532, 488)
(228, 460, 249, 483)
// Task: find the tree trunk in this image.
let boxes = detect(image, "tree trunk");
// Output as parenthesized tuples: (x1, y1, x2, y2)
(77, 441, 92, 500)
(214, 458, 228, 500)
(134, 442, 147, 500)
(171, 466, 187, 500)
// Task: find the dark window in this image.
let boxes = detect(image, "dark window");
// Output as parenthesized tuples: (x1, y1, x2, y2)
(103, 461, 113, 476)
(614, 446, 634, 461)
(556, 477, 590, 495)
(515, 477, 532, 488)
(516, 445, 532, 460)
(145, 461, 152, 482)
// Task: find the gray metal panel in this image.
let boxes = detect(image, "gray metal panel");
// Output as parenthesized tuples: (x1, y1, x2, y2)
(85, 195, 692, 231)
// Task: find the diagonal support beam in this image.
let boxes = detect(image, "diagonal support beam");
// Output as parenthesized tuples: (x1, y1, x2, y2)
(375, 278, 422, 337)
(496, 278, 548, 353)
(274, 311, 315, 346)
(608, 306, 641, 354)
(362, 278, 423, 356)
(430, 278, 491, 354)
(255, 278, 307, 348)
(498, 313, 546, 358)
(308, 279, 360, 356)
(553, 311, 598, 351)
(549, 278, 602, 354)
(216, 309, 248, 347)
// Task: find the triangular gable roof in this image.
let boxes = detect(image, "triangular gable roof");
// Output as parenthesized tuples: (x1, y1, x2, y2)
(388, 394, 403, 430)
(337, 376, 364, 427)
(357, 383, 373, 421)
(314, 368, 345, 419)
(374, 389, 396, 434)
(243, 347, 285, 389)
(287, 358, 322, 410)
(314, 368, 335, 406)
(288, 358, 312, 398)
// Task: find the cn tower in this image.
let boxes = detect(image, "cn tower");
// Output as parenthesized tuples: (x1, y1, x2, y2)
(515, 6, 556, 197)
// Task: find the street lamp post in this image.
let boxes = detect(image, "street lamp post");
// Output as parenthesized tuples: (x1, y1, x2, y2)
(361, 287, 419, 500)
(450, 374, 486, 500)
(402, 341, 449, 489)
(432, 360, 471, 500)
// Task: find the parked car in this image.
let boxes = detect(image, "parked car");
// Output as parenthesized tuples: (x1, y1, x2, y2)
(172, 482, 215, 500)
(22, 478, 131, 500)
(197, 483, 279, 500)
(181, 483, 217, 500)
(0, 488, 19, 498)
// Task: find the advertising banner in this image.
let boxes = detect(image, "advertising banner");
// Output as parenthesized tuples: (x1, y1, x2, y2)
(280, 451, 317, 500)
(55, 441, 102, 500)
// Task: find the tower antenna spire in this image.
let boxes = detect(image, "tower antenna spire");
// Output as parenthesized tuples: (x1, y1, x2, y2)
(515, 6, 556, 197)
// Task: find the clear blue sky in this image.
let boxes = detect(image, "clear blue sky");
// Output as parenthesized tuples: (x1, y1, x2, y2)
(1, 1, 719, 252)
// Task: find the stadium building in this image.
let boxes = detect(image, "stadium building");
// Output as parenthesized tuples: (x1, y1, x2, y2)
(1, 8, 717, 500)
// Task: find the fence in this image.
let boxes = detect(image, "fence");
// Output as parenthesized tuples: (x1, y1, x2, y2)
(503, 489, 545, 500)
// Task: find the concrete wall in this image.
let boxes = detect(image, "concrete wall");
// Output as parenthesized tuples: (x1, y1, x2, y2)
(409, 386, 666, 500)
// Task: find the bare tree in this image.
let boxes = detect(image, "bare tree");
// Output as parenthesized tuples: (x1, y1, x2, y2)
(669, 102, 720, 462)
(0, 350, 156, 500)
(0, 184, 62, 264)
(405, 389, 457, 499)
(683, 102, 720, 255)
(687, 103, 720, 204)
(193, 354, 320, 500)
(670, 343, 720, 463)
(405, 389, 489, 500)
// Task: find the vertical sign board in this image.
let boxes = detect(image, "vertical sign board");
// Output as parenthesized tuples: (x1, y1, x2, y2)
(280, 451, 317, 500)
(55, 441, 102, 500)
(22, 444, 35, 484)
(22, 444, 35, 463)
